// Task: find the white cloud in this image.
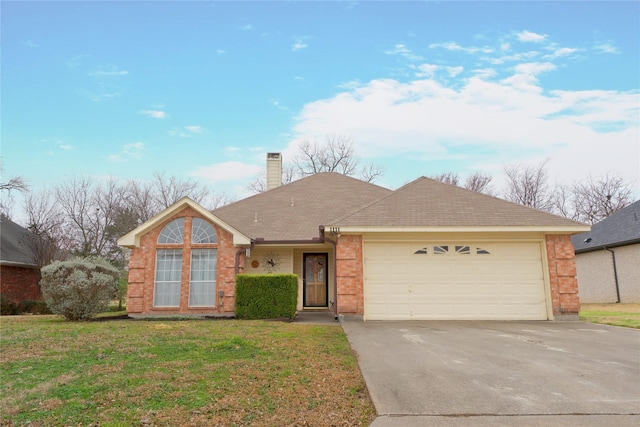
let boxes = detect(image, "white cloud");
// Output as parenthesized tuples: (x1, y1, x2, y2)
(169, 126, 205, 138)
(108, 142, 144, 162)
(429, 41, 493, 55)
(59, 144, 74, 151)
(593, 42, 620, 54)
(89, 70, 129, 77)
(185, 125, 204, 134)
(544, 47, 579, 59)
(217, 49, 227, 55)
(22, 40, 39, 48)
(385, 44, 422, 61)
(66, 55, 89, 69)
(415, 63, 438, 78)
(287, 66, 639, 194)
(447, 66, 464, 77)
(191, 161, 263, 184)
(239, 24, 252, 31)
(292, 40, 308, 51)
(517, 31, 547, 43)
(140, 110, 168, 119)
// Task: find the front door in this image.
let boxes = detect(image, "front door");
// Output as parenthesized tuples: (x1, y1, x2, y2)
(303, 253, 328, 307)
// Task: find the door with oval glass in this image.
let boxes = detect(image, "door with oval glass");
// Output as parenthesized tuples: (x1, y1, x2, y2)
(303, 253, 328, 307)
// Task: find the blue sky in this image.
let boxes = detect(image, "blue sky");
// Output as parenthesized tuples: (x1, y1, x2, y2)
(2, 0, 639, 215)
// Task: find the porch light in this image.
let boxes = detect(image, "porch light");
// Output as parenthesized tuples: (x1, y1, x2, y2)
(329, 226, 341, 239)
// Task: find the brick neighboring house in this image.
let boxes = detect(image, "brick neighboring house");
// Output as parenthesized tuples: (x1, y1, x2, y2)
(118, 154, 589, 320)
(571, 200, 640, 303)
(0, 215, 42, 304)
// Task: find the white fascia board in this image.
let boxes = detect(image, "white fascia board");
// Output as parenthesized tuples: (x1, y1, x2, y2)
(334, 225, 591, 234)
(116, 197, 251, 248)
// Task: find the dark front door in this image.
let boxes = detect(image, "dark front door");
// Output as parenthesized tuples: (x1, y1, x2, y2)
(303, 253, 328, 307)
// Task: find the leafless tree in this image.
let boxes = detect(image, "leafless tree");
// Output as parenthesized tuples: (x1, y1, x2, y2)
(248, 135, 383, 193)
(431, 172, 460, 186)
(504, 160, 553, 211)
(294, 135, 361, 176)
(464, 172, 494, 195)
(0, 161, 29, 217)
(54, 176, 126, 257)
(124, 180, 160, 223)
(22, 190, 70, 267)
(151, 171, 210, 209)
(555, 173, 635, 224)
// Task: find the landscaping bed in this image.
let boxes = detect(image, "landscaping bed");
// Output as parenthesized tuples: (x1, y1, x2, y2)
(0, 316, 375, 426)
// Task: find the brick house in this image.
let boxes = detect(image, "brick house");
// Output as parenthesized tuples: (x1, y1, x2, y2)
(0, 215, 43, 304)
(118, 154, 589, 320)
(571, 200, 640, 303)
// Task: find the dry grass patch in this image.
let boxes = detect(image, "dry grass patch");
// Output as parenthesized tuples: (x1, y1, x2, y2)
(0, 316, 375, 426)
(580, 303, 640, 329)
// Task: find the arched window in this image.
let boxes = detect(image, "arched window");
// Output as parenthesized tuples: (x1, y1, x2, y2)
(191, 218, 217, 244)
(158, 218, 184, 244)
(154, 216, 217, 308)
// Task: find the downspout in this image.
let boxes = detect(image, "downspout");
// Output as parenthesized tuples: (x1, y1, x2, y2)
(319, 226, 339, 321)
(234, 240, 255, 275)
(604, 247, 621, 303)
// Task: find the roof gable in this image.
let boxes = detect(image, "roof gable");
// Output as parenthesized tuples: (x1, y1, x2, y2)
(117, 197, 251, 248)
(213, 173, 392, 241)
(332, 177, 588, 231)
(572, 200, 640, 253)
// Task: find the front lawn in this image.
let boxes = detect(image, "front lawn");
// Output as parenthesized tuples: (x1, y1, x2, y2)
(579, 303, 640, 329)
(0, 316, 375, 426)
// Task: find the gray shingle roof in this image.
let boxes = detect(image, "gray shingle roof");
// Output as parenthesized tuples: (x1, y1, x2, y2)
(0, 215, 38, 267)
(571, 200, 640, 253)
(213, 173, 392, 241)
(333, 177, 586, 228)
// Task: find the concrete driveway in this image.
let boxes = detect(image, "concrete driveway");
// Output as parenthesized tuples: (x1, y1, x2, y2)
(342, 321, 640, 426)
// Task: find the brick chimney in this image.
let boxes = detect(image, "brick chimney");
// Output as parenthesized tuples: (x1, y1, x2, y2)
(266, 152, 282, 191)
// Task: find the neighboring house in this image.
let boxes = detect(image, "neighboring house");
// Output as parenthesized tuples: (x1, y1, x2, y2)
(571, 201, 640, 303)
(0, 215, 42, 304)
(118, 154, 589, 320)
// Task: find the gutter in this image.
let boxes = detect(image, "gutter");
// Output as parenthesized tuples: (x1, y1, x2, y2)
(605, 247, 621, 304)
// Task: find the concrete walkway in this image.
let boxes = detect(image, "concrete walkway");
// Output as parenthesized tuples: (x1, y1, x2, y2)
(342, 320, 640, 426)
(293, 310, 338, 324)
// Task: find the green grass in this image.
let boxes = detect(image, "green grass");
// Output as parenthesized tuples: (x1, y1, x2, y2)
(0, 316, 375, 426)
(579, 303, 640, 329)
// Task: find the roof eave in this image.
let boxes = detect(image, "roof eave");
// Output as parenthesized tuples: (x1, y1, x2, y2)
(0, 260, 39, 269)
(117, 197, 251, 249)
(574, 238, 640, 254)
(331, 225, 592, 234)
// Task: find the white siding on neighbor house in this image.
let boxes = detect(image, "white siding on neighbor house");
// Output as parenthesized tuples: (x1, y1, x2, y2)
(576, 243, 640, 303)
(363, 239, 549, 320)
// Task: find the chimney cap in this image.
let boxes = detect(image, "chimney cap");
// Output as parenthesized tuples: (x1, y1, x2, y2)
(267, 152, 281, 159)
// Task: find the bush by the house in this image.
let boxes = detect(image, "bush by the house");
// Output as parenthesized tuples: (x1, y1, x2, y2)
(40, 257, 119, 321)
(0, 296, 51, 315)
(235, 274, 298, 320)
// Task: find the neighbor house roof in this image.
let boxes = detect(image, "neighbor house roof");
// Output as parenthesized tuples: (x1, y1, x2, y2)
(213, 173, 392, 241)
(571, 200, 640, 253)
(330, 177, 589, 232)
(0, 215, 38, 268)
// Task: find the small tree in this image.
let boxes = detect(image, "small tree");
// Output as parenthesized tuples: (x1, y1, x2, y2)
(40, 256, 119, 321)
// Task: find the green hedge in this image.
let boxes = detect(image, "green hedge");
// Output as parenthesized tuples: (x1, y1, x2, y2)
(235, 274, 298, 320)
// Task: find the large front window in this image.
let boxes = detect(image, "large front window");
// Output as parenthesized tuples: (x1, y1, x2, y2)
(153, 217, 218, 309)
(154, 249, 182, 307)
(189, 249, 217, 306)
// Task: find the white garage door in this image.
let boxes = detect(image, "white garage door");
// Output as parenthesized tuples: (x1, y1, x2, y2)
(364, 241, 548, 320)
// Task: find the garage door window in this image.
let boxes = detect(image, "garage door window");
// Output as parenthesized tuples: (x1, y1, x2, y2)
(414, 245, 492, 256)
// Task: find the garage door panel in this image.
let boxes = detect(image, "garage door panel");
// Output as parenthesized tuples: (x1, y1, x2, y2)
(364, 241, 548, 320)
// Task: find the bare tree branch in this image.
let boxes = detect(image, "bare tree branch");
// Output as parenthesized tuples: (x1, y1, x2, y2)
(504, 160, 553, 211)
(464, 172, 494, 195)
(431, 172, 460, 186)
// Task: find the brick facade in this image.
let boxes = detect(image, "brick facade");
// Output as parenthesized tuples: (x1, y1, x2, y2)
(0, 265, 42, 303)
(545, 234, 580, 316)
(126, 206, 241, 316)
(335, 235, 364, 314)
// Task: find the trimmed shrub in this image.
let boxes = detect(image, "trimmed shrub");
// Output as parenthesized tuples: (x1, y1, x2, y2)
(0, 295, 19, 315)
(235, 274, 298, 320)
(40, 257, 119, 321)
